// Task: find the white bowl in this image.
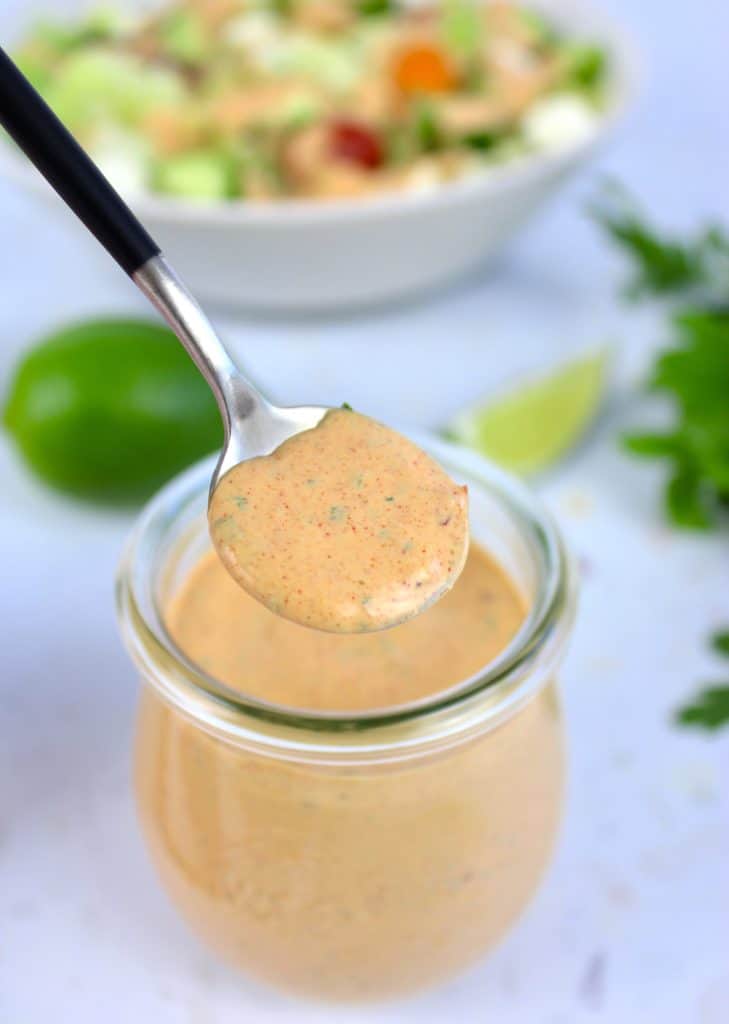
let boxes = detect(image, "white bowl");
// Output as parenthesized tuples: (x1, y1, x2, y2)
(0, 0, 636, 312)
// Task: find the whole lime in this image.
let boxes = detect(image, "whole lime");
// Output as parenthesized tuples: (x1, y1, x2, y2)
(3, 318, 223, 502)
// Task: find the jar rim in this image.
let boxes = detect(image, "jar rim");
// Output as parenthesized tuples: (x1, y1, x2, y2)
(116, 432, 577, 762)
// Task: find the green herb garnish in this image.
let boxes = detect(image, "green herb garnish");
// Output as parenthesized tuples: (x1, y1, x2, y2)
(676, 688, 729, 731)
(622, 309, 729, 529)
(711, 631, 729, 656)
(595, 185, 729, 731)
(591, 182, 729, 300)
(564, 43, 607, 92)
(464, 130, 501, 151)
(358, 0, 393, 15)
(414, 101, 440, 153)
(677, 627, 729, 732)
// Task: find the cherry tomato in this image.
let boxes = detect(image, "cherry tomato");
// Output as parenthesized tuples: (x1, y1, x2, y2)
(328, 119, 383, 170)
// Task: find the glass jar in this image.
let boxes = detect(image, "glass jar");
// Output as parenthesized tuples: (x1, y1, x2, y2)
(116, 435, 576, 1002)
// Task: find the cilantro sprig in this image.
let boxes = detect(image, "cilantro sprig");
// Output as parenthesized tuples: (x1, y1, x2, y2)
(593, 185, 729, 529)
(594, 185, 729, 730)
(622, 309, 729, 529)
(590, 182, 729, 301)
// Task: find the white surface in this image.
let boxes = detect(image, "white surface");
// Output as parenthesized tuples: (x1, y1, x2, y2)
(0, 0, 635, 311)
(1, 1, 728, 1021)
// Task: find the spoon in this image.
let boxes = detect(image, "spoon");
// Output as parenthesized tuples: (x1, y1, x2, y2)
(0, 48, 469, 634)
(0, 47, 328, 499)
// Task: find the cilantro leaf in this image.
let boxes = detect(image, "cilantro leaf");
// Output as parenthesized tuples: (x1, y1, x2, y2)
(711, 630, 729, 657)
(622, 307, 729, 529)
(675, 686, 729, 731)
(622, 432, 682, 458)
(675, 629, 729, 731)
(666, 462, 713, 529)
(590, 182, 729, 300)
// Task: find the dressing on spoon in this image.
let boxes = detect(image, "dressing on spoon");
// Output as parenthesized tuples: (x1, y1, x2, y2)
(208, 408, 469, 633)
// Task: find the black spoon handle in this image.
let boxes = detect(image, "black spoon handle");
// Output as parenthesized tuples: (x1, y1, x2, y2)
(0, 46, 160, 276)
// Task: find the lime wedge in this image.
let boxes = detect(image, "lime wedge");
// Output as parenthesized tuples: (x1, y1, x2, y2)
(443, 347, 611, 475)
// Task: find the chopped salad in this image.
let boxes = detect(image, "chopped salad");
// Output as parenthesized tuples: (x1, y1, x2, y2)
(15, 1, 609, 202)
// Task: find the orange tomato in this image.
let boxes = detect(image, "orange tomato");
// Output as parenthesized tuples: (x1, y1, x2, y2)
(393, 44, 457, 95)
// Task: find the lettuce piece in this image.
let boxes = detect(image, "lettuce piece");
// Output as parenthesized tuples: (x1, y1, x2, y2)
(152, 151, 239, 200)
(261, 35, 362, 91)
(440, 0, 481, 58)
(29, 9, 123, 54)
(157, 10, 210, 64)
(43, 49, 186, 132)
(518, 8, 560, 45)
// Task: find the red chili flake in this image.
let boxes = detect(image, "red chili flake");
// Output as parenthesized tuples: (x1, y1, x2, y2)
(328, 119, 383, 170)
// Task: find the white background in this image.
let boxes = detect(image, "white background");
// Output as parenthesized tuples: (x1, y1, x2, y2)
(1, 1, 728, 1021)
